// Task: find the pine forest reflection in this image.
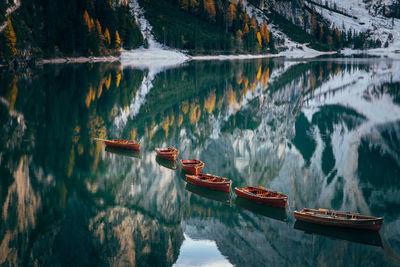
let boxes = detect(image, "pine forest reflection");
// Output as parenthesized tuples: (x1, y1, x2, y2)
(1, 58, 400, 266)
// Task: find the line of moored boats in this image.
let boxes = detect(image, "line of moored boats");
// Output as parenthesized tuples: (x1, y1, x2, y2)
(98, 138, 384, 232)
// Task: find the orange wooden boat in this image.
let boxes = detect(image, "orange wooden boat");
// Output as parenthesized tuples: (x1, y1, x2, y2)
(102, 139, 140, 151)
(294, 208, 384, 232)
(155, 147, 179, 161)
(185, 174, 232, 193)
(234, 186, 288, 209)
(180, 159, 204, 175)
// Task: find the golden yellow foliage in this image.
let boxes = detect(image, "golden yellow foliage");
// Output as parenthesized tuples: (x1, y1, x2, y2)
(189, 103, 201, 124)
(243, 24, 249, 34)
(257, 32, 262, 47)
(104, 28, 111, 45)
(116, 73, 122, 88)
(178, 113, 183, 127)
(77, 144, 84, 155)
(97, 82, 103, 99)
(227, 3, 236, 28)
(260, 22, 270, 44)
(84, 10, 91, 31)
(256, 65, 262, 80)
(204, 90, 216, 114)
(115, 30, 121, 49)
(4, 18, 17, 57)
(106, 73, 112, 89)
(204, 0, 216, 22)
(85, 86, 94, 108)
(162, 116, 170, 138)
(131, 128, 137, 140)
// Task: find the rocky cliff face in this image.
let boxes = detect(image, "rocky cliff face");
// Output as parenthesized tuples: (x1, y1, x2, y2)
(262, 0, 311, 30)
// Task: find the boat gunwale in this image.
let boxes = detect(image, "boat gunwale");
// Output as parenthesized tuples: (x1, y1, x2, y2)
(180, 159, 204, 167)
(186, 174, 231, 184)
(294, 209, 383, 222)
(235, 187, 288, 200)
(107, 139, 140, 145)
(155, 147, 179, 156)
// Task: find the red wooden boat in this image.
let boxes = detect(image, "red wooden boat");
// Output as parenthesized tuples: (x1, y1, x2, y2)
(185, 174, 232, 193)
(103, 139, 140, 151)
(180, 159, 204, 175)
(155, 147, 179, 161)
(294, 208, 384, 232)
(234, 186, 288, 209)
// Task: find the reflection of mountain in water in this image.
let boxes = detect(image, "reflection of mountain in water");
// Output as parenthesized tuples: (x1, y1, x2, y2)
(1, 59, 400, 266)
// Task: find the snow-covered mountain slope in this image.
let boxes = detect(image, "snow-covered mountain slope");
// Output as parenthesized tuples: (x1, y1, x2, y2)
(306, 0, 400, 52)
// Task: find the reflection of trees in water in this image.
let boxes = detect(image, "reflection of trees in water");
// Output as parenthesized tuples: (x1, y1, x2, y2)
(1, 59, 400, 266)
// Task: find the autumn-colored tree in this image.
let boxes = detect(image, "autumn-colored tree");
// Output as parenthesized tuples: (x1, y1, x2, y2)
(311, 8, 317, 34)
(3, 18, 17, 57)
(90, 18, 95, 32)
(96, 19, 104, 41)
(189, 0, 201, 14)
(84, 10, 91, 32)
(250, 18, 257, 30)
(104, 28, 111, 45)
(204, 0, 216, 22)
(236, 29, 243, 50)
(115, 30, 121, 49)
(243, 24, 249, 34)
(227, 3, 236, 28)
(256, 32, 262, 47)
(260, 22, 269, 44)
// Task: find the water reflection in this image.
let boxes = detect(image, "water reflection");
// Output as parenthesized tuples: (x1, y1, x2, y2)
(235, 197, 288, 222)
(1, 58, 400, 266)
(293, 220, 383, 247)
(105, 146, 141, 159)
(185, 183, 230, 203)
(156, 156, 179, 170)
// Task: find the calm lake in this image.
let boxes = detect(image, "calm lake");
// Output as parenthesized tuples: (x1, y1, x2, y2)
(1, 57, 400, 266)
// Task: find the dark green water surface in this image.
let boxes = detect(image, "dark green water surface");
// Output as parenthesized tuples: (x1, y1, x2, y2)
(1, 58, 400, 266)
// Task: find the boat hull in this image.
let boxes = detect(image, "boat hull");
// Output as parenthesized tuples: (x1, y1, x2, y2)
(155, 148, 179, 162)
(105, 140, 140, 151)
(186, 175, 231, 193)
(234, 188, 287, 209)
(294, 211, 383, 232)
(180, 160, 204, 175)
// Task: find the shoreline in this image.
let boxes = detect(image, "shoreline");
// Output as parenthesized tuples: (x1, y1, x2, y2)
(36, 56, 120, 65)
(5, 47, 400, 68)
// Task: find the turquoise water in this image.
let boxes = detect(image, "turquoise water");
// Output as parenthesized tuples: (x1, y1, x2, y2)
(0, 58, 399, 266)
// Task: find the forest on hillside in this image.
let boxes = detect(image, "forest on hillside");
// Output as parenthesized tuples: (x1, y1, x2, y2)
(140, 0, 275, 54)
(0, 0, 143, 61)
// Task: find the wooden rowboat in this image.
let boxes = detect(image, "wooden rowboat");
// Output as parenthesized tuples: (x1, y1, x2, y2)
(294, 208, 384, 232)
(185, 173, 232, 193)
(97, 138, 140, 151)
(155, 147, 179, 161)
(180, 159, 204, 175)
(234, 186, 288, 209)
